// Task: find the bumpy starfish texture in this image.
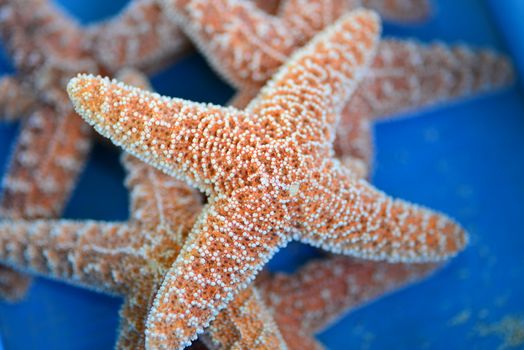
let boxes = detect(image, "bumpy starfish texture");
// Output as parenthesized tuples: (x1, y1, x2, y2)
(87, 0, 283, 73)
(87, 0, 191, 73)
(0, 152, 287, 350)
(257, 257, 439, 350)
(334, 39, 514, 166)
(0, 76, 36, 121)
(68, 11, 468, 348)
(162, 0, 513, 170)
(0, 0, 189, 300)
(163, 0, 428, 90)
(0, 69, 288, 350)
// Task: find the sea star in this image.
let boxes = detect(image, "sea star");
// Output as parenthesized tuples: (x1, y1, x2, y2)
(67, 10, 468, 348)
(205, 257, 439, 350)
(0, 68, 288, 350)
(87, 0, 191, 73)
(1, 69, 447, 350)
(162, 0, 431, 90)
(0, 0, 189, 301)
(163, 0, 513, 169)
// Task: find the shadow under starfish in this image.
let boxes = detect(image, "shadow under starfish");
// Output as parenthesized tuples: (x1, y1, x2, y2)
(67, 10, 468, 349)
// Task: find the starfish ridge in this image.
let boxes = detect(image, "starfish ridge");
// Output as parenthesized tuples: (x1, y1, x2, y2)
(68, 10, 468, 349)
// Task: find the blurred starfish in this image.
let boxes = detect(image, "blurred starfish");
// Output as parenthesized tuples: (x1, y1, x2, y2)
(163, 0, 513, 169)
(68, 11, 468, 348)
(163, 0, 430, 90)
(0, 0, 190, 300)
(257, 257, 438, 350)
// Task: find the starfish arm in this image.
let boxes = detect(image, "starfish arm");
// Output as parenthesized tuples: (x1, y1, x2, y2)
(278, 0, 356, 45)
(67, 74, 244, 192)
(362, 0, 431, 23)
(298, 163, 468, 262)
(247, 10, 380, 148)
(0, 219, 152, 293)
(0, 0, 90, 74)
(259, 256, 438, 338)
(0, 106, 92, 218)
(334, 109, 373, 170)
(145, 194, 289, 349)
(162, 0, 299, 90)
(116, 285, 158, 350)
(88, 0, 190, 73)
(345, 39, 514, 124)
(203, 286, 288, 350)
(115, 68, 153, 90)
(0, 76, 36, 121)
(228, 89, 259, 109)
(0, 267, 31, 302)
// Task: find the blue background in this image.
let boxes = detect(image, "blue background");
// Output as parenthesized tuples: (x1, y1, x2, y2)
(0, 0, 523, 349)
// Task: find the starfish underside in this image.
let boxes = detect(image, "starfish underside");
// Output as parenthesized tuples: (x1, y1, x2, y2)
(68, 10, 468, 349)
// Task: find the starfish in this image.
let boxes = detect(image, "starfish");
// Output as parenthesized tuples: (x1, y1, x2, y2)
(163, 0, 431, 91)
(67, 10, 468, 348)
(202, 257, 439, 350)
(0, 0, 189, 300)
(0, 54, 454, 349)
(87, 0, 287, 74)
(87, 0, 192, 73)
(0, 68, 288, 350)
(163, 0, 513, 169)
(0, 152, 288, 350)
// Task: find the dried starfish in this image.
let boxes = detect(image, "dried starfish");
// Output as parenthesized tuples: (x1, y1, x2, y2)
(163, 0, 429, 90)
(0, 0, 189, 300)
(87, 0, 191, 73)
(0, 154, 287, 350)
(0, 68, 288, 350)
(68, 10, 468, 348)
(163, 0, 513, 169)
(257, 257, 439, 350)
(206, 254, 439, 350)
(87, 0, 285, 73)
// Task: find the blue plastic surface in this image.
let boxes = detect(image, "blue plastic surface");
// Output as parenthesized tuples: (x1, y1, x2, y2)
(0, 0, 523, 349)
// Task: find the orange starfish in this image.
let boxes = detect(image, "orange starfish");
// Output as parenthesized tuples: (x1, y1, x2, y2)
(0, 0, 189, 301)
(257, 257, 439, 350)
(163, 0, 513, 169)
(0, 155, 286, 350)
(0, 68, 288, 350)
(0, 69, 457, 350)
(87, 0, 191, 73)
(68, 10, 468, 348)
(163, 0, 430, 90)
(206, 253, 439, 350)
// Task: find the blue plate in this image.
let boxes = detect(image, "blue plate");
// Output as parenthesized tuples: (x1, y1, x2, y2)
(0, 0, 523, 349)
